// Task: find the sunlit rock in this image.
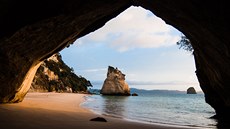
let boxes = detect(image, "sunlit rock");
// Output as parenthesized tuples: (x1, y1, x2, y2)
(100, 66, 130, 96)
(30, 53, 92, 93)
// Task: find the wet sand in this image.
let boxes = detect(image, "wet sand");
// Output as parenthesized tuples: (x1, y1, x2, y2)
(0, 92, 204, 129)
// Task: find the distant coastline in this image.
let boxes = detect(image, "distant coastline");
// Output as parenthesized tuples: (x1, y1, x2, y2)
(88, 87, 203, 95)
(90, 81, 201, 92)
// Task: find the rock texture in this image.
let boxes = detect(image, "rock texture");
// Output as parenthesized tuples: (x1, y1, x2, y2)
(0, 0, 131, 103)
(100, 66, 130, 96)
(0, 0, 230, 120)
(187, 87, 197, 94)
(30, 53, 92, 93)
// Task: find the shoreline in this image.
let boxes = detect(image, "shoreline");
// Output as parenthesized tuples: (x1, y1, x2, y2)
(82, 95, 214, 129)
(0, 92, 207, 129)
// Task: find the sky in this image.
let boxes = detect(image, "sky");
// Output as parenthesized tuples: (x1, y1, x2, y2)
(60, 6, 200, 91)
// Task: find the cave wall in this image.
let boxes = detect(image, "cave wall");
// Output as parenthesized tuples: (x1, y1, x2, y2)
(0, 0, 230, 118)
(0, 0, 131, 102)
(137, 1, 230, 118)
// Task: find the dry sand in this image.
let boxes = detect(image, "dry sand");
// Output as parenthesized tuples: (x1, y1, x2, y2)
(0, 92, 204, 129)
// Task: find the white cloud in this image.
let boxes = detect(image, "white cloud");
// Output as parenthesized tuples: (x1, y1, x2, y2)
(75, 6, 180, 52)
(80, 68, 107, 73)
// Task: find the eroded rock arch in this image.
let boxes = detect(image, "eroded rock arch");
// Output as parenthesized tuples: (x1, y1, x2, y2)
(0, 0, 229, 119)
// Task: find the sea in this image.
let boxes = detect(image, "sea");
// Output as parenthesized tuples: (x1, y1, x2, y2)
(81, 88, 217, 128)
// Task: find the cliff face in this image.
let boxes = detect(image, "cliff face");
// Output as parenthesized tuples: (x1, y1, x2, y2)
(100, 66, 130, 96)
(30, 53, 92, 93)
(0, 0, 230, 120)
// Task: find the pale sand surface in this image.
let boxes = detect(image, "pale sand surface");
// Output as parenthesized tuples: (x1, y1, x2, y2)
(0, 92, 204, 129)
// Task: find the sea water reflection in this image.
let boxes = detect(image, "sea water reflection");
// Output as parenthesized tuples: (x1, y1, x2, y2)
(101, 96, 129, 118)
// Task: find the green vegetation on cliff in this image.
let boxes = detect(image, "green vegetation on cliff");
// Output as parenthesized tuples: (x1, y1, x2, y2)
(176, 34, 193, 52)
(30, 53, 92, 93)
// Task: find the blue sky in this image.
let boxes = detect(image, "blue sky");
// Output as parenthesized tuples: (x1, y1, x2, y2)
(60, 6, 200, 91)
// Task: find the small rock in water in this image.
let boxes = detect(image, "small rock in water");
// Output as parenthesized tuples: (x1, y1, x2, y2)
(187, 87, 197, 94)
(90, 117, 107, 122)
(131, 93, 138, 96)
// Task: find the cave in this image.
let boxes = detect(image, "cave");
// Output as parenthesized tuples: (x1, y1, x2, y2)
(0, 0, 230, 120)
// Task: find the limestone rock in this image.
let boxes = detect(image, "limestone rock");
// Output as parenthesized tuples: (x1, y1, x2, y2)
(100, 66, 130, 96)
(187, 87, 197, 94)
(30, 53, 92, 93)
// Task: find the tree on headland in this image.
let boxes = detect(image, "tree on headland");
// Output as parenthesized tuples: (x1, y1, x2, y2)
(31, 53, 92, 93)
(176, 34, 193, 53)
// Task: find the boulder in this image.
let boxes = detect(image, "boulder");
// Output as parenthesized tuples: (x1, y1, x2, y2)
(100, 66, 130, 96)
(90, 117, 107, 122)
(131, 93, 138, 96)
(187, 87, 197, 94)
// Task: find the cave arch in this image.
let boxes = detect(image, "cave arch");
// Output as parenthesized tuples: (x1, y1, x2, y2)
(0, 0, 230, 119)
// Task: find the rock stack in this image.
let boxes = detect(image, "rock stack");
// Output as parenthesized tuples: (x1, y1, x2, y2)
(187, 87, 197, 94)
(100, 66, 130, 96)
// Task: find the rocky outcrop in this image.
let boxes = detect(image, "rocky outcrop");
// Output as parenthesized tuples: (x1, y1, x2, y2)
(0, 0, 131, 103)
(100, 66, 130, 96)
(131, 93, 138, 96)
(30, 53, 92, 93)
(187, 87, 197, 94)
(0, 0, 230, 120)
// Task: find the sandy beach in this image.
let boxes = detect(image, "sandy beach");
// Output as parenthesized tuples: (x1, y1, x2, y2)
(0, 92, 204, 129)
